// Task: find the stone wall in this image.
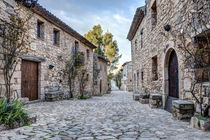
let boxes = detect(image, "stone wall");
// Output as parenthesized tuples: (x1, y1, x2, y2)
(129, 0, 210, 109)
(121, 62, 133, 92)
(0, 0, 95, 100)
(93, 54, 108, 96)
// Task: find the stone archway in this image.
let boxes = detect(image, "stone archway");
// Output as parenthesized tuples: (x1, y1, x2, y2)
(163, 48, 179, 112)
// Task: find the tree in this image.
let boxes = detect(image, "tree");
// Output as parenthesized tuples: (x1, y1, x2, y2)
(84, 25, 121, 75)
(64, 51, 88, 99)
(84, 25, 104, 56)
(0, 9, 32, 102)
(114, 67, 123, 89)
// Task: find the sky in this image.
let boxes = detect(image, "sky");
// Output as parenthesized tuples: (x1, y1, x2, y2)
(39, 0, 145, 67)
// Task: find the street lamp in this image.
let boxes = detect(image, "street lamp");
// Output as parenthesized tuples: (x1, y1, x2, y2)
(16, 0, 38, 8)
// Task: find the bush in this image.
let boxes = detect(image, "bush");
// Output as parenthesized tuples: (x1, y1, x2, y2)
(194, 114, 208, 121)
(79, 96, 89, 100)
(0, 98, 30, 127)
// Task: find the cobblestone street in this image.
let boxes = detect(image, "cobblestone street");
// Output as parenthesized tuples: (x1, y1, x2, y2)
(0, 91, 210, 140)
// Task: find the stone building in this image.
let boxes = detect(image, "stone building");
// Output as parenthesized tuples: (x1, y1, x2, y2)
(121, 61, 133, 92)
(0, 0, 98, 101)
(93, 54, 109, 96)
(127, 0, 210, 113)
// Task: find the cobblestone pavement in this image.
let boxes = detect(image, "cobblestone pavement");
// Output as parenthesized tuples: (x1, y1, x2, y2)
(0, 91, 210, 140)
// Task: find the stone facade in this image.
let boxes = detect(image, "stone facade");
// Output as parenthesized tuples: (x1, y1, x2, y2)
(93, 54, 109, 96)
(121, 61, 133, 92)
(0, 0, 98, 100)
(127, 0, 210, 113)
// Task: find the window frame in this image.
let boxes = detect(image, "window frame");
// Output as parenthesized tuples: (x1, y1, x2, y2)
(53, 29, 60, 46)
(37, 20, 44, 39)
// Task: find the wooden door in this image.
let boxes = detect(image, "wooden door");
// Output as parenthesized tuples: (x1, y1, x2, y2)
(165, 50, 179, 112)
(21, 60, 38, 101)
(168, 50, 179, 98)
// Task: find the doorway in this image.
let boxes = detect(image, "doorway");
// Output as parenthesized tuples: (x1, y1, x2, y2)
(21, 60, 39, 101)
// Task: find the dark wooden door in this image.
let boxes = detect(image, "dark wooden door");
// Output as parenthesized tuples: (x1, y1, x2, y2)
(165, 50, 179, 112)
(100, 80, 102, 95)
(169, 50, 179, 98)
(21, 60, 38, 101)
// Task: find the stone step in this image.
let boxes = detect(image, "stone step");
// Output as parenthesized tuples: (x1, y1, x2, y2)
(172, 100, 194, 120)
(149, 93, 162, 108)
(150, 93, 162, 100)
(172, 100, 194, 110)
(133, 94, 140, 101)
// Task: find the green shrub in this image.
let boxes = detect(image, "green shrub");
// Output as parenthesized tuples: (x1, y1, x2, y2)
(0, 98, 30, 127)
(194, 114, 209, 121)
(79, 96, 89, 100)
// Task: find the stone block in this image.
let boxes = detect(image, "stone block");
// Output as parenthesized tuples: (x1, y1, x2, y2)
(139, 98, 149, 104)
(45, 91, 64, 101)
(149, 94, 162, 108)
(200, 120, 206, 130)
(204, 121, 210, 131)
(140, 94, 150, 99)
(4, 0, 16, 7)
(133, 94, 140, 101)
(150, 94, 162, 100)
(172, 100, 194, 120)
(190, 117, 200, 129)
(173, 100, 194, 110)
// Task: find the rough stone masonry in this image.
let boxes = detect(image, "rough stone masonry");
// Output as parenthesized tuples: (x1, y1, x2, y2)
(127, 0, 210, 114)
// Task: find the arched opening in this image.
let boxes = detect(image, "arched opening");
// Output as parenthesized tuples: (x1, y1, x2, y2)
(164, 49, 179, 112)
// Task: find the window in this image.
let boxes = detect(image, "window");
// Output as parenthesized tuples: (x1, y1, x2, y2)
(151, 0, 157, 29)
(141, 71, 144, 82)
(74, 41, 79, 53)
(135, 39, 138, 51)
(134, 74, 136, 86)
(86, 49, 90, 60)
(152, 56, 158, 81)
(137, 71, 139, 86)
(37, 20, 44, 39)
(53, 29, 60, 45)
(140, 29, 143, 48)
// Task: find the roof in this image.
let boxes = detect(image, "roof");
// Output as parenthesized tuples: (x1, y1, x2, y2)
(122, 61, 132, 67)
(127, 7, 145, 41)
(31, 4, 97, 49)
(97, 54, 109, 63)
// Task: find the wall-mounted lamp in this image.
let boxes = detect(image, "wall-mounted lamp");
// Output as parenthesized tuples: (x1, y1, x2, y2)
(164, 24, 171, 32)
(49, 64, 54, 69)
